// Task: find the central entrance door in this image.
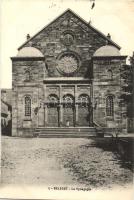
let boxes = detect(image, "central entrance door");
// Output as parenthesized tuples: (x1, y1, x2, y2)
(78, 105, 89, 126)
(63, 94, 74, 127)
(78, 94, 91, 126)
(47, 105, 59, 127)
(63, 105, 74, 127)
(47, 94, 59, 127)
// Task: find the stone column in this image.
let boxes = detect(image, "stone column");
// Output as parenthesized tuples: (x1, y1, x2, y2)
(75, 85, 78, 126)
(12, 89, 18, 136)
(38, 104, 45, 127)
(75, 104, 78, 127)
(59, 85, 63, 127)
(59, 104, 63, 127)
(75, 85, 78, 101)
(44, 84, 47, 127)
(44, 105, 48, 127)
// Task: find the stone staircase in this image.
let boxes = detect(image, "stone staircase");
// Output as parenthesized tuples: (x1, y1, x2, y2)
(35, 127, 97, 138)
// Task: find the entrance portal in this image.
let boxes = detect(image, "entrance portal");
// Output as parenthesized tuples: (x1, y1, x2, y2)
(63, 105, 74, 127)
(78, 106, 89, 126)
(63, 94, 74, 127)
(78, 94, 91, 126)
(47, 94, 59, 127)
(47, 105, 59, 127)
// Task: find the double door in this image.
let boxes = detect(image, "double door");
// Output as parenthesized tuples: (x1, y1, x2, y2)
(47, 105, 59, 127)
(63, 105, 74, 127)
(47, 104, 91, 127)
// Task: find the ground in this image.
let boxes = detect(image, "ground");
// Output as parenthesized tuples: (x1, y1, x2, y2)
(1, 136, 133, 189)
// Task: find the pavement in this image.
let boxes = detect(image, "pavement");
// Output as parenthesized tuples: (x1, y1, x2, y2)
(1, 136, 133, 189)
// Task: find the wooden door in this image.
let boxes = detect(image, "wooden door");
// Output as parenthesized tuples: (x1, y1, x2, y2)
(47, 105, 59, 127)
(63, 105, 74, 127)
(78, 105, 89, 126)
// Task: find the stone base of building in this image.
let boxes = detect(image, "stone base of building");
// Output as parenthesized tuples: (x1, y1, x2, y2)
(12, 125, 127, 138)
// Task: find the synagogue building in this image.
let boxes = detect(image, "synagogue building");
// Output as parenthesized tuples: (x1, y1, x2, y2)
(11, 9, 128, 136)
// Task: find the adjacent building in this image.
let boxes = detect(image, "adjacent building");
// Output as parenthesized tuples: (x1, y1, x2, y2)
(1, 89, 12, 135)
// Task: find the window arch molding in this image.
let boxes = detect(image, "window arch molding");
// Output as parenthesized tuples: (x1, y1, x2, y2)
(106, 95, 114, 117)
(78, 94, 90, 103)
(47, 94, 59, 105)
(62, 94, 74, 106)
(78, 94, 90, 107)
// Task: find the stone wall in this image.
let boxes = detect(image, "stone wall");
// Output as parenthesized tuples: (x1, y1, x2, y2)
(20, 10, 114, 79)
(11, 10, 128, 135)
(12, 59, 45, 136)
(93, 57, 127, 131)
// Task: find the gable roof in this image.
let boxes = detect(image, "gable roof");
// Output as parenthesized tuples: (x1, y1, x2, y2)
(18, 9, 121, 50)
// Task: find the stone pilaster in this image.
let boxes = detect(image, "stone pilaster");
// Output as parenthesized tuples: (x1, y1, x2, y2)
(38, 105, 45, 127)
(75, 104, 78, 126)
(44, 105, 48, 126)
(59, 104, 63, 127)
(12, 89, 18, 136)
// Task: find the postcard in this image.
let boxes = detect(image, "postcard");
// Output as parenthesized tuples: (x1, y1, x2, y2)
(0, 0, 133, 199)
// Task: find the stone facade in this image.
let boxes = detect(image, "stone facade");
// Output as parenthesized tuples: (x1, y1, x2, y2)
(11, 9, 128, 136)
(93, 57, 127, 130)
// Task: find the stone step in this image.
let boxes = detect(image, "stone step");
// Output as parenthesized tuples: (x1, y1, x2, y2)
(38, 133, 97, 138)
(36, 131, 96, 135)
(35, 127, 97, 138)
(36, 127, 96, 132)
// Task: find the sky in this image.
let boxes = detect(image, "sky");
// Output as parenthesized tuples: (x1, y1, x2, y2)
(0, 0, 134, 88)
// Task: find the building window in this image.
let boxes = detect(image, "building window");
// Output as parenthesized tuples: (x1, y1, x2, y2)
(106, 96, 114, 117)
(48, 94, 59, 107)
(25, 96, 31, 116)
(78, 94, 89, 107)
(63, 94, 74, 108)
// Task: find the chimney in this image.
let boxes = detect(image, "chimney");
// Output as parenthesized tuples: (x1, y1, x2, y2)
(107, 33, 111, 40)
(26, 34, 30, 40)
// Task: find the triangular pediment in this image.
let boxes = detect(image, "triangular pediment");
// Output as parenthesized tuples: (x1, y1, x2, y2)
(18, 9, 120, 50)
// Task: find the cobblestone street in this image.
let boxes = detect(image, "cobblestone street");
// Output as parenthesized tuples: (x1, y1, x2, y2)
(1, 136, 133, 189)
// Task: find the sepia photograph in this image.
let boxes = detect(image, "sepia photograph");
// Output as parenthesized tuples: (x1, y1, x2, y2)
(0, 0, 134, 199)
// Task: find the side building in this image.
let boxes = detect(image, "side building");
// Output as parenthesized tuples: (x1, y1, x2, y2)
(1, 89, 12, 135)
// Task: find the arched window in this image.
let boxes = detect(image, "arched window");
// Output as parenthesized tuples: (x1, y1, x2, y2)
(63, 94, 74, 108)
(106, 96, 114, 116)
(63, 95, 74, 104)
(48, 94, 59, 107)
(78, 94, 89, 107)
(25, 96, 31, 116)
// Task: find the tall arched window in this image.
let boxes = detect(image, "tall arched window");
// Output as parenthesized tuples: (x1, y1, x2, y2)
(106, 96, 114, 117)
(25, 96, 31, 116)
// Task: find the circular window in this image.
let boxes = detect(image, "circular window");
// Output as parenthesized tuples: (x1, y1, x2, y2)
(57, 52, 80, 75)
